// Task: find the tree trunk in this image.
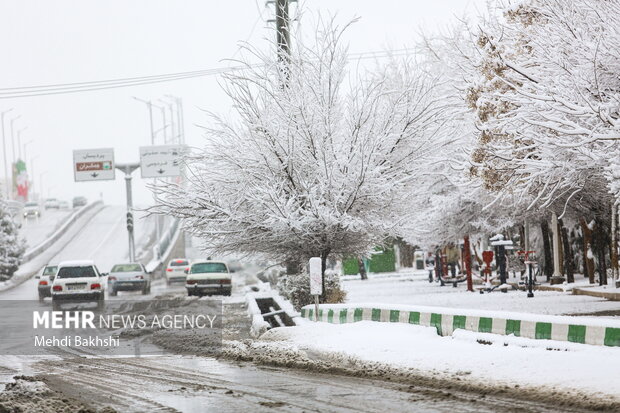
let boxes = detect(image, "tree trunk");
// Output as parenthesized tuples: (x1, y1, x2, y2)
(593, 220, 608, 286)
(541, 220, 553, 281)
(518, 224, 526, 277)
(286, 259, 300, 275)
(358, 258, 367, 280)
(611, 204, 619, 283)
(557, 219, 564, 276)
(464, 235, 473, 292)
(320, 250, 330, 302)
(559, 219, 574, 283)
(580, 218, 595, 284)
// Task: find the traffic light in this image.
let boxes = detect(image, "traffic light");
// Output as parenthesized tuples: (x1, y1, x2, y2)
(126, 212, 134, 232)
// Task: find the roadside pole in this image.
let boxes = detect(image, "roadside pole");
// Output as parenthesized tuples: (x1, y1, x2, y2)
(464, 235, 473, 292)
(309, 257, 322, 322)
(116, 163, 140, 262)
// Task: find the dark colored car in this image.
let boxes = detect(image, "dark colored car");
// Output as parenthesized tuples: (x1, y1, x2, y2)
(72, 196, 88, 208)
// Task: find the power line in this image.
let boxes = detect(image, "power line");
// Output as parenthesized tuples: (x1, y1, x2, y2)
(0, 48, 417, 100)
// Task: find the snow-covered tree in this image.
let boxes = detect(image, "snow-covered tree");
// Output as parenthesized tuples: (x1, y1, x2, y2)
(466, 0, 620, 215)
(153, 19, 455, 295)
(0, 196, 25, 279)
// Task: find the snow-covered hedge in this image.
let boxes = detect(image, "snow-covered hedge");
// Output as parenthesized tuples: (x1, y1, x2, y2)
(277, 269, 346, 311)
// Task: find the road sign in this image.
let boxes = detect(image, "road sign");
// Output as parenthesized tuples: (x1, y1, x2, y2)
(139, 145, 185, 178)
(309, 257, 323, 296)
(73, 148, 115, 182)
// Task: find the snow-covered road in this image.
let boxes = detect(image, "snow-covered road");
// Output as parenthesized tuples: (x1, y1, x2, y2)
(17, 209, 72, 251)
(0, 205, 153, 300)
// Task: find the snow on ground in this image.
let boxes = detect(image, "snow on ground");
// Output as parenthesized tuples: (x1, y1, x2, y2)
(342, 270, 620, 317)
(260, 321, 620, 402)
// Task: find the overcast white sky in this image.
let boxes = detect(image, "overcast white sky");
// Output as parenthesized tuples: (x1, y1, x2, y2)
(0, 0, 486, 206)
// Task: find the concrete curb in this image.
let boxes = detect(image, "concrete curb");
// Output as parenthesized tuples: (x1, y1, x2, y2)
(573, 287, 620, 301)
(300, 304, 620, 347)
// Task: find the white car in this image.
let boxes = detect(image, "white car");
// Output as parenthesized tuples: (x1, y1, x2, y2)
(186, 260, 232, 297)
(51, 260, 106, 310)
(108, 263, 150, 296)
(164, 258, 190, 285)
(23, 202, 42, 218)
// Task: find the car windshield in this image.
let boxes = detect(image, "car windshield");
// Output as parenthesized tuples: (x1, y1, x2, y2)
(170, 260, 188, 267)
(43, 266, 58, 276)
(191, 262, 227, 274)
(111, 264, 142, 272)
(25, 202, 38, 207)
(57, 266, 97, 279)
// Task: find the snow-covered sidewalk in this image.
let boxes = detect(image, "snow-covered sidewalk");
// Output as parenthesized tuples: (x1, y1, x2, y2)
(255, 320, 620, 407)
(342, 270, 620, 317)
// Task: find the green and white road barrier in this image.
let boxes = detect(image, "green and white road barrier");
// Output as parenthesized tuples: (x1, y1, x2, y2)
(300, 304, 620, 347)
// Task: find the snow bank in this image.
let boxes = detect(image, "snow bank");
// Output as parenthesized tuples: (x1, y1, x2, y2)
(256, 321, 620, 405)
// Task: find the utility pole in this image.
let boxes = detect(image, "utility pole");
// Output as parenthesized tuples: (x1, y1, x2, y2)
(275, 0, 291, 62)
(1, 108, 13, 198)
(116, 163, 140, 262)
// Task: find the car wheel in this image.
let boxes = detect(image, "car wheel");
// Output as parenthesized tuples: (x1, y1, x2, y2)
(187, 290, 193, 297)
(38, 294, 44, 303)
(109, 288, 117, 297)
(142, 286, 149, 295)
(52, 300, 61, 311)
(97, 296, 105, 311)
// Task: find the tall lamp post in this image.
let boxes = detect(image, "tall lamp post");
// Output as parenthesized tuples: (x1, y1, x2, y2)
(16, 127, 28, 160)
(9, 115, 22, 167)
(39, 171, 49, 202)
(1, 108, 14, 198)
(29, 154, 39, 200)
(132, 97, 156, 145)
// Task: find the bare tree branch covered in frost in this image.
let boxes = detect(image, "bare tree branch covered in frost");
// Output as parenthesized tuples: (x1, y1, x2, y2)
(153, 18, 455, 288)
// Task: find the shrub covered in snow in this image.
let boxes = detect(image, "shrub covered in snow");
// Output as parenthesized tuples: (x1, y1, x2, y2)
(0, 196, 25, 279)
(277, 269, 346, 311)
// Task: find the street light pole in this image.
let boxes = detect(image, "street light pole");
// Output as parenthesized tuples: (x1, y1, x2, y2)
(132, 96, 156, 145)
(10, 115, 22, 167)
(1, 108, 13, 198)
(23, 140, 33, 163)
(16, 127, 28, 160)
(115, 163, 140, 262)
(39, 171, 48, 202)
(164, 95, 184, 144)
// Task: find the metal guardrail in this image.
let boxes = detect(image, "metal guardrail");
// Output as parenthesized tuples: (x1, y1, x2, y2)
(153, 218, 179, 261)
(21, 201, 103, 263)
(145, 218, 180, 273)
